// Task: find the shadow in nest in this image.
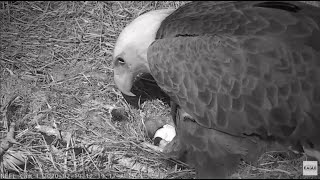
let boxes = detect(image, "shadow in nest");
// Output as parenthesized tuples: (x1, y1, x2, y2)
(121, 73, 171, 109)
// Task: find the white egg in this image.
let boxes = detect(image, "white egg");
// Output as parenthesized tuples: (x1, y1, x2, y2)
(153, 124, 176, 142)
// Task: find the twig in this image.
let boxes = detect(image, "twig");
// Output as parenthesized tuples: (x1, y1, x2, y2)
(0, 122, 17, 157)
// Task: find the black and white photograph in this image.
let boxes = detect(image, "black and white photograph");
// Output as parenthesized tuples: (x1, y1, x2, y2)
(0, 1, 320, 179)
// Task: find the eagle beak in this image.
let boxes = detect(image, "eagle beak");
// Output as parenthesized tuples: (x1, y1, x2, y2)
(113, 55, 150, 97)
(114, 71, 136, 96)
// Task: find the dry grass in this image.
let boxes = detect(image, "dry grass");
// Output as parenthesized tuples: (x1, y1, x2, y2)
(0, 1, 319, 179)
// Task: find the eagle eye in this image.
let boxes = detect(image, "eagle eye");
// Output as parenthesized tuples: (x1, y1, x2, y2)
(115, 57, 126, 66)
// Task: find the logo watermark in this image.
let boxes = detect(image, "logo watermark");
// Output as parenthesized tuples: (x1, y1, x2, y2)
(303, 161, 318, 176)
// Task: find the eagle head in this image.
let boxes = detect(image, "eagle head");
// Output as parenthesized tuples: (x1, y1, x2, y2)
(113, 9, 174, 96)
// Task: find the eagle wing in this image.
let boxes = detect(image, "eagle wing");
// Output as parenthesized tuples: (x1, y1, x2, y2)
(147, 1, 320, 178)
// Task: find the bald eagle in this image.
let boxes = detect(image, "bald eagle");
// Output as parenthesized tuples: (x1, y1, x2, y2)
(113, 1, 320, 178)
